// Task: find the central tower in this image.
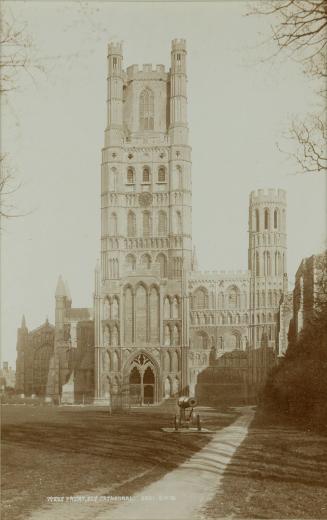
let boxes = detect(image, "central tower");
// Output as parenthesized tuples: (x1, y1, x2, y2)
(94, 40, 192, 405)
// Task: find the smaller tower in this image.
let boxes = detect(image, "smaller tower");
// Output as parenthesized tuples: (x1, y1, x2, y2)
(105, 41, 123, 147)
(169, 39, 188, 145)
(248, 189, 287, 349)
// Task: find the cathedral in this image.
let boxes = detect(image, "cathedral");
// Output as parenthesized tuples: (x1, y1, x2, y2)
(15, 40, 288, 406)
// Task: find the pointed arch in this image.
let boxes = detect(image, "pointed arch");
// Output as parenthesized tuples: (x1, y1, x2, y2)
(127, 167, 135, 184)
(173, 325, 180, 346)
(103, 298, 110, 320)
(124, 286, 133, 346)
(139, 88, 154, 130)
(255, 209, 260, 231)
(103, 326, 110, 347)
(143, 211, 151, 237)
(141, 253, 151, 269)
(126, 254, 136, 271)
(110, 213, 117, 236)
(112, 325, 119, 346)
(172, 297, 180, 319)
(103, 350, 110, 372)
(264, 208, 269, 230)
(158, 211, 167, 235)
(127, 211, 136, 237)
(193, 287, 208, 309)
(156, 253, 167, 278)
(149, 286, 159, 343)
(274, 208, 279, 229)
(135, 284, 147, 343)
(111, 297, 119, 320)
(142, 166, 150, 183)
(158, 166, 166, 183)
(176, 211, 182, 234)
(164, 297, 170, 319)
(164, 324, 171, 346)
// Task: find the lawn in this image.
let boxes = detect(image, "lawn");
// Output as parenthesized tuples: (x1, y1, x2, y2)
(1, 404, 238, 520)
(202, 408, 327, 519)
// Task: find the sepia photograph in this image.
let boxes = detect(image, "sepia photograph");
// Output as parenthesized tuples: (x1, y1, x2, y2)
(1, 1, 326, 519)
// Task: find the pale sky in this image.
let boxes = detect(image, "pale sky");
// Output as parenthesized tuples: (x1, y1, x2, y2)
(1, 1, 326, 367)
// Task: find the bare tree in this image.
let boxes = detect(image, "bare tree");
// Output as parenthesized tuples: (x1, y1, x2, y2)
(0, 5, 46, 220)
(248, 0, 327, 174)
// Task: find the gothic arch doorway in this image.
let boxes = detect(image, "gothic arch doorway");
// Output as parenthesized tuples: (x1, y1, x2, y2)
(128, 353, 157, 405)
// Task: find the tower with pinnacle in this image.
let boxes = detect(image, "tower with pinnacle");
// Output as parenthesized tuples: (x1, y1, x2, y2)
(94, 39, 192, 405)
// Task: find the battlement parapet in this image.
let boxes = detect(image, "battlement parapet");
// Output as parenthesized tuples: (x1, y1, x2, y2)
(250, 188, 286, 204)
(108, 41, 123, 55)
(171, 38, 187, 51)
(189, 270, 251, 282)
(125, 64, 167, 81)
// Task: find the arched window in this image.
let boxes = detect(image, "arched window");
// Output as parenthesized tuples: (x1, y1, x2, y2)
(158, 211, 167, 235)
(164, 297, 170, 319)
(127, 167, 135, 184)
(158, 166, 166, 183)
(172, 297, 179, 318)
(173, 326, 180, 346)
(176, 211, 182, 234)
(111, 258, 119, 279)
(173, 257, 182, 278)
(255, 251, 260, 276)
(126, 254, 136, 271)
(193, 288, 207, 309)
(141, 254, 151, 269)
(177, 165, 183, 189)
(111, 298, 119, 320)
(143, 211, 151, 236)
(255, 209, 260, 231)
(156, 253, 167, 278)
(227, 286, 239, 308)
(267, 251, 271, 275)
(104, 298, 110, 320)
(110, 213, 117, 235)
(112, 326, 119, 347)
(274, 209, 278, 229)
(164, 325, 171, 346)
(139, 89, 154, 130)
(127, 211, 136, 237)
(110, 167, 118, 191)
(264, 208, 269, 230)
(143, 167, 150, 183)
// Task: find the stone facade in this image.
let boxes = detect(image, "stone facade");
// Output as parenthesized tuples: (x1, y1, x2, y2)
(16, 40, 289, 405)
(15, 280, 94, 402)
(277, 250, 327, 356)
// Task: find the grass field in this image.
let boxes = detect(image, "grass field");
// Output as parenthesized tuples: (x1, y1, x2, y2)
(1, 404, 238, 520)
(202, 409, 327, 519)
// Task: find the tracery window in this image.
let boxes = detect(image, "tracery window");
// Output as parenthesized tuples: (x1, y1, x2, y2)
(143, 211, 151, 237)
(139, 89, 154, 130)
(274, 209, 278, 229)
(127, 211, 136, 237)
(158, 211, 167, 235)
(143, 167, 150, 183)
(127, 168, 135, 184)
(158, 167, 166, 183)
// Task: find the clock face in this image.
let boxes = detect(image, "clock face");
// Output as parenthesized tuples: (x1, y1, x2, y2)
(139, 192, 153, 208)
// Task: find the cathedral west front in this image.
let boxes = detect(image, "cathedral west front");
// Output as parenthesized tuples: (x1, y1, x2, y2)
(15, 40, 288, 406)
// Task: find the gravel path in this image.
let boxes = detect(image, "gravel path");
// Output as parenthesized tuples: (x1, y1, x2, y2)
(27, 407, 255, 520)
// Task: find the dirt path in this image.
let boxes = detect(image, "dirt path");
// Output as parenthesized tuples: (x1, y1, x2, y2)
(27, 407, 254, 520)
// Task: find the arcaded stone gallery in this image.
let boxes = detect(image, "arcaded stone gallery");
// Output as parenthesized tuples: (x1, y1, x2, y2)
(15, 40, 288, 405)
